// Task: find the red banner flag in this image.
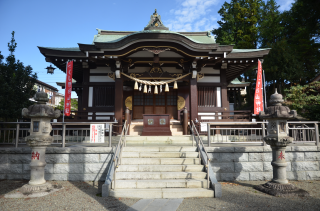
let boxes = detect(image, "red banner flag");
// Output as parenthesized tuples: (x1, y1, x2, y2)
(64, 61, 73, 116)
(254, 60, 263, 115)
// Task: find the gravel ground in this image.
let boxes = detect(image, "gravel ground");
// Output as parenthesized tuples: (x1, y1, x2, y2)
(1, 180, 320, 211)
(178, 181, 320, 211)
(0, 180, 139, 211)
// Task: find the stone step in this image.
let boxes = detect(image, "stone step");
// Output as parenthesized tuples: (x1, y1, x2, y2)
(112, 179, 208, 189)
(121, 158, 200, 165)
(125, 143, 194, 147)
(125, 136, 193, 141)
(109, 188, 214, 198)
(122, 152, 199, 158)
(130, 128, 182, 132)
(123, 146, 197, 152)
(115, 172, 207, 180)
(117, 165, 204, 172)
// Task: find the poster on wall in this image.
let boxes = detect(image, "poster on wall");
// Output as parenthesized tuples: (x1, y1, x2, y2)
(90, 124, 105, 143)
(200, 122, 207, 132)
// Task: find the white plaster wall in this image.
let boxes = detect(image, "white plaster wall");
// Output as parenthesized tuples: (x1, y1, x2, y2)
(89, 76, 114, 82)
(90, 67, 112, 73)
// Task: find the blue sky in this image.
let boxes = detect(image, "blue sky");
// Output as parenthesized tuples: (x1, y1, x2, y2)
(0, 0, 294, 98)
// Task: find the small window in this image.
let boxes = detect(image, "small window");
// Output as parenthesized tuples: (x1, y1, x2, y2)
(33, 121, 39, 132)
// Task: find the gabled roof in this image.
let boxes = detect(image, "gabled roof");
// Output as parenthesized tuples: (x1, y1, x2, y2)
(93, 29, 216, 44)
(34, 78, 58, 92)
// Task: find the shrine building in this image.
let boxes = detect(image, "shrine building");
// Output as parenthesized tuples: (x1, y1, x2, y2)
(38, 10, 270, 133)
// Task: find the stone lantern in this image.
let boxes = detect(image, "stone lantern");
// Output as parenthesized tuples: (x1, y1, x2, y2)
(20, 91, 61, 194)
(254, 89, 308, 196)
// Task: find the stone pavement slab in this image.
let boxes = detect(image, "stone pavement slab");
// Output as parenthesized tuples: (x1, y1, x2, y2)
(126, 198, 183, 211)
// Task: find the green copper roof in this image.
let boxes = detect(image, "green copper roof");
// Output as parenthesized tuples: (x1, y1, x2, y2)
(39, 47, 81, 51)
(93, 29, 216, 44)
(231, 48, 271, 53)
(230, 78, 250, 84)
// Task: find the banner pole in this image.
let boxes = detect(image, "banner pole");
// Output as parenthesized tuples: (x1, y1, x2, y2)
(263, 69, 267, 111)
(63, 60, 68, 123)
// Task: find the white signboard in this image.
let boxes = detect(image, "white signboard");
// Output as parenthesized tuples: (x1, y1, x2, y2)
(200, 122, 207, 132)
(90, 124, 105, 143)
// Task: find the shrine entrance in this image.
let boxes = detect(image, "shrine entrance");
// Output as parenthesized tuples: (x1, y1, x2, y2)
(132, 89, 177, 120)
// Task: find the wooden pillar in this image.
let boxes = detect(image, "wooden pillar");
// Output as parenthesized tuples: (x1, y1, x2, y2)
(115, 77, 123, 133)
(189, 77, 198, 122)
(82, 69, 89, 120)
(233, 89, 236, 108)
(237, 88, 241, 107)
(220, 68, 229, 111)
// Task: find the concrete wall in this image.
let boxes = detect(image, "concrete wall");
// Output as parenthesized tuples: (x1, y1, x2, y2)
(0, 146, 319, 182)
(207, 146, 320, 181)
(0, 147, 113, 182)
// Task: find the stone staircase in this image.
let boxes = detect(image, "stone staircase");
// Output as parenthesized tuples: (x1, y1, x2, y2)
(129, 121, 184, 136)
(109, 146, 214, 198)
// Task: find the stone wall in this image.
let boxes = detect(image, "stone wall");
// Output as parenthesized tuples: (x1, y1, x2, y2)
(0, 146, 319, 181)
(207, 146, 320, 181)
(0, 147, 113, 181)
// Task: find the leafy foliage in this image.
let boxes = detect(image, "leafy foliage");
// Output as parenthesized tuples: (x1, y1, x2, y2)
(213, 0, 320, 110)
(213, 0, 262, 48)
(55, 98, 78, 111)
(0, 32, 37, 121)
(285, 82, 320, 121)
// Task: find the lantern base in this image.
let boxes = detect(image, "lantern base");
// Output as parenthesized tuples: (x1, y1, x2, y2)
(254, 181, 309, 197)
(5, 183, 63, 198)
(20, 182, 55, 194)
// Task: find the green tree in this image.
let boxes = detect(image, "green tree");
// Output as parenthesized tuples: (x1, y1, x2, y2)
(55, 98, 78, 111)
(0, 31, 37, 121)
(213, 0, 263, 48)
(258, 0, 283, 48)
(283, 0, 320, 85)
(213, 0, 240, 46)
(285, 82, 320, 121)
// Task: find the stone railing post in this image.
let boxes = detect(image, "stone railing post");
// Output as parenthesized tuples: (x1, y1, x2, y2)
(183, 107, 188, 135)
(125, 107, 131, 135)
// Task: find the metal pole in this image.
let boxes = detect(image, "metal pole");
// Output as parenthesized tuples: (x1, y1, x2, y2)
(192, 132, 194, 147)
(207, 158, 210, 189)
(263, 69, 267, 111)
(183, 107, 188, 135)
(262, 123, 266, 146)
(15, 123, 20, 148)
(62, 123, 66, 148)
(315, 123, 319, 146)
(207, 123, 211, 147)
(114, 160, 116, 190)
(109, 124, 112, 147)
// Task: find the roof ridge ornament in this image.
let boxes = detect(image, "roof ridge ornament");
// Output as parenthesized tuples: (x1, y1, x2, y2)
(144, 9, 169, 31)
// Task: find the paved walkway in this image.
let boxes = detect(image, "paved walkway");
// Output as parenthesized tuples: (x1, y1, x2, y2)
(126, 199, 183, 211)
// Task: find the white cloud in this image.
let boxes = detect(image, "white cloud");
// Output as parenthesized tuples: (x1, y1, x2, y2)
(277, 0, 294, 11)
(165, 0, 219, 32)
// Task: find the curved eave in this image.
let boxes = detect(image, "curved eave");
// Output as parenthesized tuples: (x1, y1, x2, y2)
(226, 49, 270, 59)
(227, 83, 250, 88)
(38, 47, 86, 57)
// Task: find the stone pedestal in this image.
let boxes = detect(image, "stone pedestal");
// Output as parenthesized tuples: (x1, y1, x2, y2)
(254, 89, 309, 197)
(19, 91, 61, 196)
